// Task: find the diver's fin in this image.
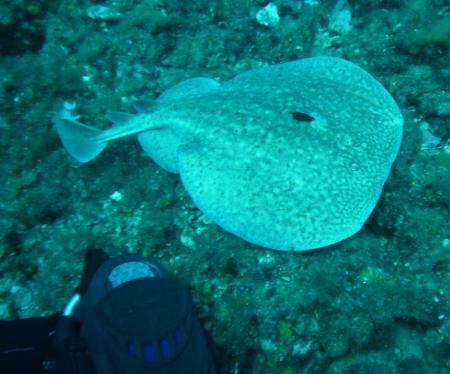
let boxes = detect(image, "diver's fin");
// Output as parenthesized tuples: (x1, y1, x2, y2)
(53, 117, 107, 163)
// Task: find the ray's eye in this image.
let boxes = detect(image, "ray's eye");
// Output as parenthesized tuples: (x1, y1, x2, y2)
(290, 112, 315, 122)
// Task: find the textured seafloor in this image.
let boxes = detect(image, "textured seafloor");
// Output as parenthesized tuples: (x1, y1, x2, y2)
(1, 0, 449, 372)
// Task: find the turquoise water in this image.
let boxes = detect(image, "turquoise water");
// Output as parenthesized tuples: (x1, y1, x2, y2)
(0, 1, 449, 372)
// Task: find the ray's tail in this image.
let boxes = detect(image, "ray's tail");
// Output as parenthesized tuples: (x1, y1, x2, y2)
(53, 118, 108, 163)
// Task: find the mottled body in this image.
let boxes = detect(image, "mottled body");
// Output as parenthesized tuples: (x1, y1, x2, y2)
(55, 57, 403, 251)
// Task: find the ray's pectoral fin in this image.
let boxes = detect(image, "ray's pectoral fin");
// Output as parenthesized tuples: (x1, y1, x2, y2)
(137, 129, 184, 173)
(176, 143, 278, 249)
(157, 77, 220, 102)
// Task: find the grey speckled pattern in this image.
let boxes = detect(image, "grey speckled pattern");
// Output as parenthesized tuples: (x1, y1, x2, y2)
(54, 56, 403, 251)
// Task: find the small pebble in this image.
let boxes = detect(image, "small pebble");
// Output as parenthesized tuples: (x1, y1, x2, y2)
(110, 191, 123, 201)
(256, 3, 280, 28)
(87, 5, 121, 21)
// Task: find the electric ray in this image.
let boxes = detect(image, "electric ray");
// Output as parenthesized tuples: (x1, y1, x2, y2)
(54, 56, 403, 251)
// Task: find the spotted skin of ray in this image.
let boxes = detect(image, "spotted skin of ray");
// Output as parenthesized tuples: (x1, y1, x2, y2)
(54, 57, 403, 251)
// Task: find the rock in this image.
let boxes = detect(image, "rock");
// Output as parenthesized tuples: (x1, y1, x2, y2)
(87, 5, 121, 21)
(256, 3, 280, 28)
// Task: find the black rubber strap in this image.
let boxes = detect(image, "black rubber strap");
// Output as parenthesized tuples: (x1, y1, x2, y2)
(0, 314, 59, 374)
(76, 248, 109, 295)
